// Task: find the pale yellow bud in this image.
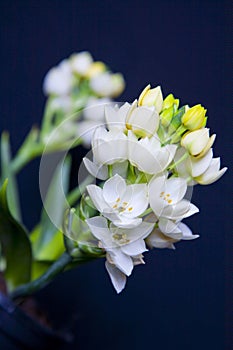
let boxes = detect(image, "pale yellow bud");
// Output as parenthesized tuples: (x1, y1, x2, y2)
(86, 61, 106, 78)
(182, 104, 207, 131)
(138, 84, 163, 113)
(181, 128, 216, 158)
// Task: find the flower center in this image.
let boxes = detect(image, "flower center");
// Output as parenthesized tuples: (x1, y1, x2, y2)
(112, 233, 130, 245)
(160, 191, 173, 204)
(112, 198, 133, 213)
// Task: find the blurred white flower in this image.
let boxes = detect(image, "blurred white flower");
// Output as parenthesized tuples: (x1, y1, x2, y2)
(77, 97, 111, 147)
(43, 59, 73, 96)
(87, 174, 149, 228)
(90, 72, 125, 97)
(70, 51, 93, 76)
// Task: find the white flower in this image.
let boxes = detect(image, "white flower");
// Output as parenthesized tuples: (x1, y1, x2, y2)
(181, 128, 216, 158)
(83, 157, 128, 180)
(146, 221, 199, 249)
(43, 59, 73, 96)
(128, 131, 177, 175)
(87, 174, 149, 228)
(70, 51, 93, 76)
(92, 127, 128, 165)
(126, 100, 160, 138)
(174, 147, 227, 185)
(194, 157, 227, 185)
(149, 175, 199, 224)
(90, 72, 125, 97)
(86, 216, 154, 293)
(77, 97, 111, 147)
(105, 102, 131, 132)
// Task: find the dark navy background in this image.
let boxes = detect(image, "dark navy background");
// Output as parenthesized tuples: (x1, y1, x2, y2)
(0, 1, 232, 349)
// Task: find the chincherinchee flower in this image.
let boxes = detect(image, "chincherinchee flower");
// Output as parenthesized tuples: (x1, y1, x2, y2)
(149, 175, 199, 237)
(86, 216, 154, 293)
(87, 174, 149, 228)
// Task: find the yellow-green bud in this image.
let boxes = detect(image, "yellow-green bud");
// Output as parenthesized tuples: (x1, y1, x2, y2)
(162, 94, 179, 110)
(160, 107, 174, 127)
(138, 84, 163, 113)
(182, 104, 207, 131)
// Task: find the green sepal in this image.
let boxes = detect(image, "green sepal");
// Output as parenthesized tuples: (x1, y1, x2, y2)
(0, 180, 32, 291)
(168, 106, 186, 135)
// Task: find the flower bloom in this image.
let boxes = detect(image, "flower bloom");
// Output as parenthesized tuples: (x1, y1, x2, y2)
(138, 84, 163, 113)
(86, 216, 154, 293)
(87, 174, 149, 228)
(43, 60, 73, 96)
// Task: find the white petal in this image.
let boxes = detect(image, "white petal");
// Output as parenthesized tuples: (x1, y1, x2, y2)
(161, 200, 199, 220)
(129, 107, 159, 137)
(86, 185, 107, 212)
(195, 158, 227, 185)
(146, 229, 176, 249)
(86, 216, 112, 247)
(158, 218, 182, 239)
(187, 149, 213, 177)
(112, 217, 142, 229)
(105, 102, 131, 131)
(108, 249, 133, 276)
(149, 175, 167, 216)
(121, 184, 148, 217)
(121, 239, 147, 256)
(164, 177, 187, 204)
(181, 128, 210, 155)
(83, 97, 111, 122)
(83, 157, 108, 180)
(105, 260, 127, 294)
(178, 222, 199, 240)
(103, 174, 126, 203)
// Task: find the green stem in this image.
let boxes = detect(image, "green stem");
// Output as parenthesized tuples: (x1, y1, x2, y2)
(10, 252, 72, 301)
(140, 207, 153, 217)
(168, 152, 189, 171)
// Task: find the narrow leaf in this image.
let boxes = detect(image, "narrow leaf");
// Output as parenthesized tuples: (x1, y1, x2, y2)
(0, 180, 32, 291)
(0, 132, 21, 221)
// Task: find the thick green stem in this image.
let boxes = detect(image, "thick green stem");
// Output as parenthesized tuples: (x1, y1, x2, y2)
(10, 252, 72, 300)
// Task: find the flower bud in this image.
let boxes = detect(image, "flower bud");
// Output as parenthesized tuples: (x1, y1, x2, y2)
(181, 104, 207, 131)
(86, 61, 106, 78)
(181, 128, 216, 158)
(138, 85, 163, 113)
(162, 94, 179, 110)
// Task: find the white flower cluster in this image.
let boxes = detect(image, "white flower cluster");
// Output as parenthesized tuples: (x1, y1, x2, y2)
(80, 85, 227, 293)
(43, 51, 125, 147)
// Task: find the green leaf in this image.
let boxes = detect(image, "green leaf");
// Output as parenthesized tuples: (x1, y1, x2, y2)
(0, 180, 32, 291)
(32, 157, 71, 260)
(0, 132, 21, 221)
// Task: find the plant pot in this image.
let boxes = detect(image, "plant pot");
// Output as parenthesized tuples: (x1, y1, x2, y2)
(0, 292, 72, 350)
